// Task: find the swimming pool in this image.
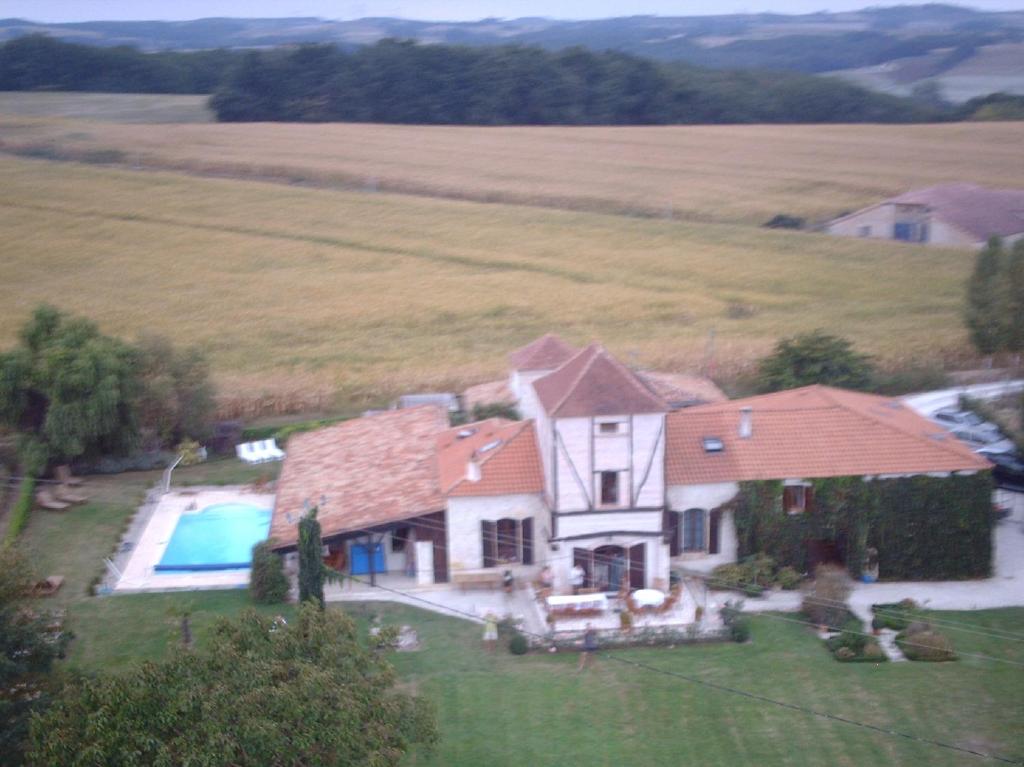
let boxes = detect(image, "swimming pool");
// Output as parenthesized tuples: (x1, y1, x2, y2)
(155, 502, 272, 572)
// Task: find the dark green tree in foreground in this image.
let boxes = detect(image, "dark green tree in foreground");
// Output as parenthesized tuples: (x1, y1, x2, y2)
(298, 507, 339, 609)
(0, 305, 138, 471)
(756, 330, 875, 393)
(28, 605, 438, 766)
(0, 549, 70, 766)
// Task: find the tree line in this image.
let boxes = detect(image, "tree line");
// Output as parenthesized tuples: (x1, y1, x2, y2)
(0, 33, 989, 125)
(966, 237, 1024, 357)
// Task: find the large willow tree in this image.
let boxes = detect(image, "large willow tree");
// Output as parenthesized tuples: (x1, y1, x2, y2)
(0, 305, 138, 471)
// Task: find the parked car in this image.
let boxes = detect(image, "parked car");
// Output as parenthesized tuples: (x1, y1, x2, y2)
(978, 447, 1024, 492)
(931, 408, 994, 431)
(951, 427, 1014, 452)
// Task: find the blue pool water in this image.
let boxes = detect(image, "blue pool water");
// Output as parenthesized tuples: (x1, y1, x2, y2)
(156, 503, 272, 572)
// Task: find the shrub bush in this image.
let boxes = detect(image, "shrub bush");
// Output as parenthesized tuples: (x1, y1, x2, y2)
(870, 600, 917, 631)
(763, 214, 805, 229)
(721, 601, 751, 643)
(897, 628, 956, 662)
(801, 565, 852, 628)
(2, 475, 36, 545)
(775, 566, 802, 590)
(508, 632, 529, 655)
(250, 540, 289, 604)
(834, 646, 856, 660)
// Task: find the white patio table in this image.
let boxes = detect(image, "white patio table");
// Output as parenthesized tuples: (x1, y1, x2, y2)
(632, 588, 666, 609)
(546, 593, 609, 612)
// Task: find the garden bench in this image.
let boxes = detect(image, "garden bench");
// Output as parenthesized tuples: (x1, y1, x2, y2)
(452, 571, 503, 590)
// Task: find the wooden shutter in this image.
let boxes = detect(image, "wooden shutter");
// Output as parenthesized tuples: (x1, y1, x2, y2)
(783, 486, 796, 512)
(521, 517, 534, 565)
(481, 520, 496, 568)
(804, 486, 815, 514)
(664, 509, 680, 556)
(708, 509, 721, 555)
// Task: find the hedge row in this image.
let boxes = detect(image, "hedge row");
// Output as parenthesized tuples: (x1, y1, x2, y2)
(730, 473, 992, 580)
(2, 475, 36, 546)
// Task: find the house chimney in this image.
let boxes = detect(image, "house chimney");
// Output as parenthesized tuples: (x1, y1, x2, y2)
(739, 407, 753, 439)
(466, 459, 481, 483)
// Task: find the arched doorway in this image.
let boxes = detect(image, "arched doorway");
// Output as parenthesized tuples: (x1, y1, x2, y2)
(573, 543, 647, 592)
(593, 545, 627, 592)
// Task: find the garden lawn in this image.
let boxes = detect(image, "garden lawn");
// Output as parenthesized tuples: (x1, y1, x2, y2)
(58, 595, 1024, 766)
(16, 463, 1022, 765)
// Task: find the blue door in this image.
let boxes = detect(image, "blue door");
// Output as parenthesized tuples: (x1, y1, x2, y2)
(350, 543, 386, 575)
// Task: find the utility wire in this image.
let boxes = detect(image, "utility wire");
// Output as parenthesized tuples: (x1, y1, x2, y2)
(342, 515, 1024, 645)
(343, 574, 1024, 766)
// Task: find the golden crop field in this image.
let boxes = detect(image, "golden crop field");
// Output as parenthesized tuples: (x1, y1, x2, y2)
(0, 115, 1021, 224)
(0, 154, 977, 410)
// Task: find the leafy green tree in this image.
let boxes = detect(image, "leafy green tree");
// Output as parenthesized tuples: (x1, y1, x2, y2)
(132, 333, 215, 450)
(28, 604, 438, 766)
(298, 507, 339, 609)
(756, 330, 874, 392)
(0, 305, 138, 471)
(965, 237, 1009, 355)
(1005, 240, 1024, 355)
(0, 549, 70, 766)
(250, 539, 290, 604)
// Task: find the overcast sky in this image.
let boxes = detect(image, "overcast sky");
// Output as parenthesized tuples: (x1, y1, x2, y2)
(6, 1, 1023, 23)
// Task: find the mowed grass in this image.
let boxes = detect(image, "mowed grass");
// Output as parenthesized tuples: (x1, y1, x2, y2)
(0, 154, 979, 401)
(0, 91, 213, 123)
(53, 593, 1024, 766)
(0, 114, 1020, 223)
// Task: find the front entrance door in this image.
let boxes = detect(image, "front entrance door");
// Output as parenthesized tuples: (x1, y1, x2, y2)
(593, 545, 627, 592)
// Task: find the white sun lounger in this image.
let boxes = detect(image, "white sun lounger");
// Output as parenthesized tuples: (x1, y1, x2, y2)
(260, 439, 286, 461)
(236, 439, 285, 464)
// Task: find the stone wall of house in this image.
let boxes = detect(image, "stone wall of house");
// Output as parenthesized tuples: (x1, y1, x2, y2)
(446, 493, 549, 576)
(667, 482, 741, 572)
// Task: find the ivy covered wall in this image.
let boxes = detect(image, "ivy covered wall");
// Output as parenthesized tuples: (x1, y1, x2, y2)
(729, 472, 993, 581)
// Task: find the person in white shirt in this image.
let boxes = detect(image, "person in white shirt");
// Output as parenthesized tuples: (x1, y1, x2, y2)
(570, 563, 586, 594)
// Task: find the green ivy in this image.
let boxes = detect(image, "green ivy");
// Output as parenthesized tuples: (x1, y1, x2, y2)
(730, 472, 992, 580)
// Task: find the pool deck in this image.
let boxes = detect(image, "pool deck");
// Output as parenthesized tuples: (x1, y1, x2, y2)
(113, 487, 274, 593)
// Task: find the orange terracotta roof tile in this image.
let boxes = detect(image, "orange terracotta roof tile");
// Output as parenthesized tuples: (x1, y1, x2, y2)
(438, 419, 544, 497)
(666, 385, 991, 484)
(534, 344, 668, 418)
(508, 333, 577, 371)
(270, 406, 448, 547)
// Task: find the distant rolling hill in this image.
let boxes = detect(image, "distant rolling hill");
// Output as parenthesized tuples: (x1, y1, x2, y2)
(2, 4, 1024, 101)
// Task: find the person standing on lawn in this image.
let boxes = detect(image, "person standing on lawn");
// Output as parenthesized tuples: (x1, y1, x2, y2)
(578, 624, 598, 671)
(483, 612, 498, 652)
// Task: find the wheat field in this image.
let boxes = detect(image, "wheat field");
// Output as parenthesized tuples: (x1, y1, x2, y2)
(0, 116, 1021, 224)
(0, 153, 979, 408)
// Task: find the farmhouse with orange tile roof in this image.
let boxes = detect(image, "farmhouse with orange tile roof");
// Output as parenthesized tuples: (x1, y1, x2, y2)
(271, 334, 991, 591)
